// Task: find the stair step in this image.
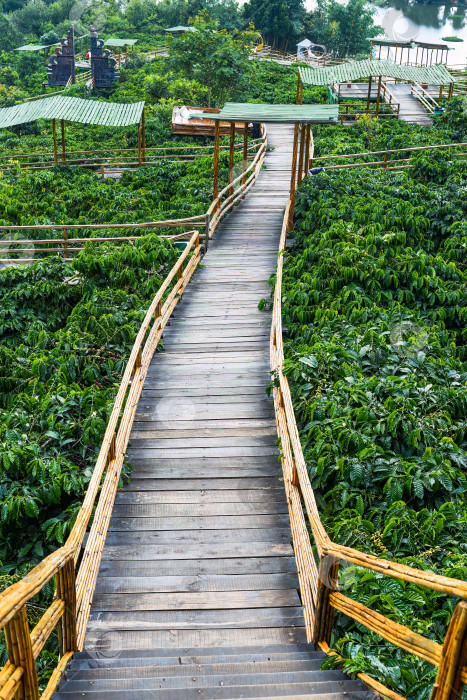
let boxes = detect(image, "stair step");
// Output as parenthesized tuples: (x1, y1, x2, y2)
(64, 659, 328, 680)
(54, 685, 371, 699)
(67, 651, 325, 671)
(73, 643, 317, 661)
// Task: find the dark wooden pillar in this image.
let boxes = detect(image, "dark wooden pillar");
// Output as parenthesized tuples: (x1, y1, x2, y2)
(242, 122, 248, 185)
(300, 81, 304, 105)
(141, 108, 146, 163)
(370, 41, 373, 59)
(228, 122, 235, 198)
(366, 75, 373, 114)
(375, 75, 382, 117)
(304, 125, 311, 173)
(52, 119, 58, 165)
(295, 73, 300, 104)
(137, 118, 142, 166)
(297, 124, 306, 186)
(213, 120, 220, 211)
(288, 122, 300, 230)
(60, 120, 66, 163)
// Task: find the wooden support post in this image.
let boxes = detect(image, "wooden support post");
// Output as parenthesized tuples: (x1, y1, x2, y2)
(297, 124, 306, 186)
(228, 122, 235, 198)
(304, 125, 311, 173)
(295, 73, 300, 104)
(141, 108, 146, 163)
(287, 122, 300, 230)
(52, 119, 58, 165)
(60, 120, 66, 163)
(370, 41, 373, 59)
(312, 555, 340, 646)
(109, 432, 116, 462)
(300, 81, 303, 105)
(375, 75, 382, 117)
(439, 85, 444, 101)
(101, 165, 105, 179)
(366, 75, 373, 114)
(383, 153, 388, 169)
(56, 559, 77, 656)
(242, 122, 248, 185)
(5, 607, 39, 700)
(204, 215, 210, 252)
(213, 120, 220, 213)
(431, 602, 467, 700)
(416, 46, 419, 65)
(395, 45, 398, 63)
(137, 118, 142, 167)
(448, 83, 454, 99)
(63, 228, 68, 257)
(118, 47, 121, 67)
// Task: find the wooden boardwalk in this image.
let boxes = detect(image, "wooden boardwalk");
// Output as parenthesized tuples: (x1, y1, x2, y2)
(55, 125, 371, 699)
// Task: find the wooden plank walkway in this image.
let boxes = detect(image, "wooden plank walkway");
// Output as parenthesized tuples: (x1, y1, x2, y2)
(55, 124, 371, 699)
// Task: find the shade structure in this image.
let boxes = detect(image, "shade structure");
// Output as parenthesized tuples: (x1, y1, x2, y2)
(104, 38, 138, 47)
(368, 38, 449, 51)
(208, 103, 338, 123)
(15, 44, 48, 51)
(297, 38, 313, 48)
(165, 26, 197, 32)
(299, 59, 455, 86)
(0, 96, 145, 129)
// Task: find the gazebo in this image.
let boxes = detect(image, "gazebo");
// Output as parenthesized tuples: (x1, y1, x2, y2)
(297, 59, 455, 115)
(104, 38, 138, 67)
(368, 38, 450, 67)
(0, 96, 146, 165)
(297, 39, 313, 60)
(208, 102, 338, 227)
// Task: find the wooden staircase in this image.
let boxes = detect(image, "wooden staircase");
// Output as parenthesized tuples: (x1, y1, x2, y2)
(53, 124, 371, 698)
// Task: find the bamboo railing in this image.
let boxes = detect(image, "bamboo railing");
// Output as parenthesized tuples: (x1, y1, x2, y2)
(0, 138, 263, 173)
(0, 230, 202, 699)
(270, 136, 467, 699)
(309, 140, 467, 172)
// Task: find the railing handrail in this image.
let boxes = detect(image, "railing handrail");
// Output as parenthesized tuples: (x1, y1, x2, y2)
(270, 136, 467, 699)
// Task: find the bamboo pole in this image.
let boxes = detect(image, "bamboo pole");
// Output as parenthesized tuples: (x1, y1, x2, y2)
(212, 120, 220, 212)
(375, 75, 382, 116)
(287, 122, 300, 230)
(141, 108, 146, 163)
(52, 120, 58, 165)
(5, 607, 39, 700)
(366, 75, 373, 114)
(431, 602, 467, 700)
(242, 123, 248, 185)
(297, 124, 306, 186)
(228, 122, 235, 198)
(60, 120, 66, 163)
(312, 555, 339, 645)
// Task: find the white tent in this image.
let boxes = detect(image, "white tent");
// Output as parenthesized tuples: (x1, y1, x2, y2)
(297, 38, 313, 59)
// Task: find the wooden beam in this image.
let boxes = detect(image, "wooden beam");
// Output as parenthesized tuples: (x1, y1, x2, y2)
(295, 73, 300, 104)
(431, 602, 467, 700)
(60, 119, 66, 163)
(370, 41, 373, 59)
(375, 75, 382, 117)
(228, 122, 235, 198)
(52, 119, 58, 165)
(304, 125, 311, 173)
(213, 119, 220, 212)
(141, 108, 146, 163)
(287, 122, 300, 230)
(137, 118, 142, 166)
(300, 81, 303, 105)
(366, 75, 373, 114)
(242, 122, 248, 185)
(297, 124, 306, 186)
(312, 555, 339, 645)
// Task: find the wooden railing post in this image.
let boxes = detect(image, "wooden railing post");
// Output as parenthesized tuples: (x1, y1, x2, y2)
(287, 122, 300, 230)
(56, 559, 77, 657)
(60, 120, 66, 163)
(242, 122, 248, 186)
(4, 607, 39, 700)
(52, 119, 58, 165)
(63, 228, 68, 257)
(204, 215, 210, 252)
(213, 120, 220, 213)
(228, 122, 235, 198)
(431, 602, 467, 700)
(312, 555, 340, 646)
(297, 125, 306, 186)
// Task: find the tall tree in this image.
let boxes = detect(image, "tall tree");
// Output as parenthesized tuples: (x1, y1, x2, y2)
(304, 0, 381, 58)
(168, 13, 255, 106)
(242, 0, 305, 49)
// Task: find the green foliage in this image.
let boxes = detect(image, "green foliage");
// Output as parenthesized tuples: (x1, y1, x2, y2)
(278, 120, 467, 698)
(242, 0, 305, 47)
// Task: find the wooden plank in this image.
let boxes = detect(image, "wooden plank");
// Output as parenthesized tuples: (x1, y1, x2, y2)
(97, 557, 296, 577)
(107, 515, 291, 532)
(103, 529, 292, 545)
(91, 589, 301, 611)
(114, 490, 286, 504)
(100, 542, 294, 561)
(95, 573, 299, 594)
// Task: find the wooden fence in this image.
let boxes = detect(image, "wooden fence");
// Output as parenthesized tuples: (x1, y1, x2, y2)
(309, 140, 467, 172)
(0, 126, 267, 263)
(270, 186, 467, 700)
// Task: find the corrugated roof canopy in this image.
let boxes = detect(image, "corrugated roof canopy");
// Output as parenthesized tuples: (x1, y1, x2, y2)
(369, 38, 449, 50)
(0, 96, 145, 129)
(104, 38, 138, 47)
(209, 103, 338, 123)
(165, 25, 197, 32)
(299, 59, 454, 86)
(15, 44, 48, 51)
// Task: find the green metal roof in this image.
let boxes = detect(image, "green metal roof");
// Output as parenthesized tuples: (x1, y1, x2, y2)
(299, 59, 455, 86)
(0, 96, 145, 129)
(209, 103, 338, 123)
(104, 38, 138, 47)
(368, 38, 449, 50)
(165, 26, 197, 32)
(15, 44, 48, 51)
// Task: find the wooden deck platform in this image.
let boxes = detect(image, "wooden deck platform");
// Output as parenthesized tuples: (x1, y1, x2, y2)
(54, 124, 373, 699)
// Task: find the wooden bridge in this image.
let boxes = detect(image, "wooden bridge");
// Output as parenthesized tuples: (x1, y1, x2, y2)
(51, 123, 372, 699)
(1, 113, 467, 700)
